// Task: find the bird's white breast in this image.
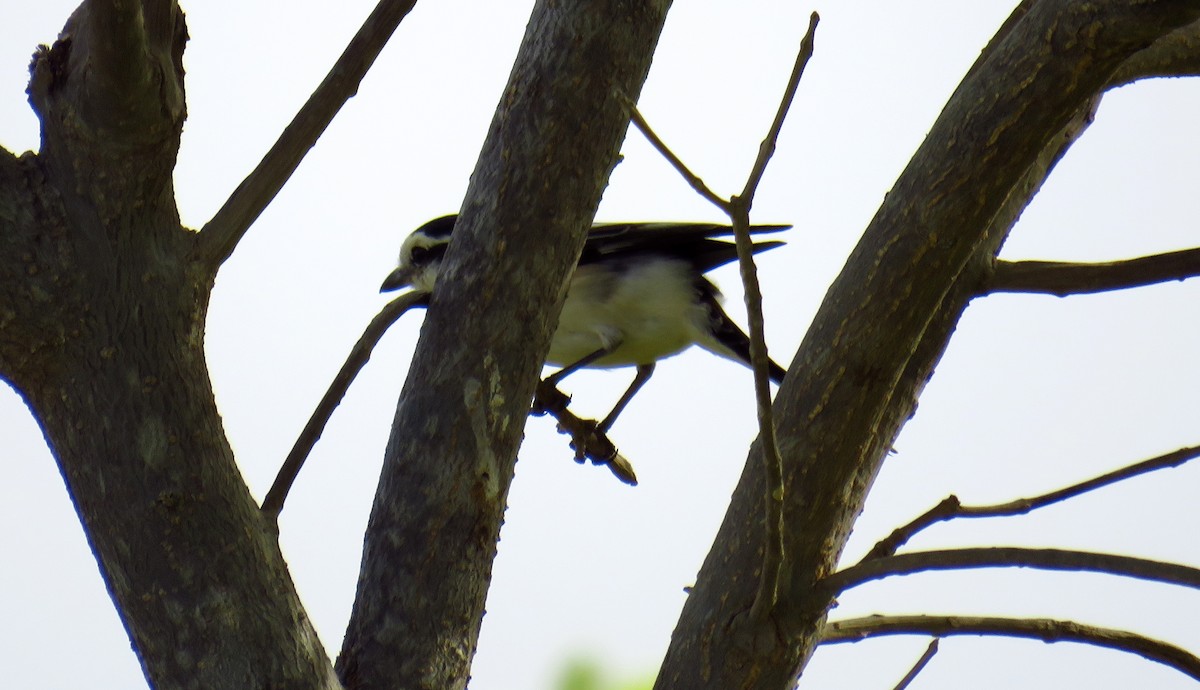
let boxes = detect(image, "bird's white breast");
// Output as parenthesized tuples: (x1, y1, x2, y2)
(546, 258, 711, 368)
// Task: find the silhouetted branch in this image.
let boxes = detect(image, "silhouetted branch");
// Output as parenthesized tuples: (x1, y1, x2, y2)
(261, 291, 428, 520)
(531, 382, 638, 485)
(1111, 18, 1200, 85)
(865, 444, 1200, 560)
(740, 12, 819, 201)
(987, 248, 1200, 296)
(825, 547, 1200, 595)
(622, 12, 818, 620)
(822, 615, 1200, 681)
(197, 0, 419, 269)
(621, 93, 726, 208)
(734, 11, 818, 620)
(893, 639, 939, 690)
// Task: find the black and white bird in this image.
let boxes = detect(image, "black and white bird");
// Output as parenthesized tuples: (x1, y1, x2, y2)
(381, 214, 789, 432)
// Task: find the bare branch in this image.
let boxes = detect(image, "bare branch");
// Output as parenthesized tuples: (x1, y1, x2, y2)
(261, 292, 429, 521)
(739, 12, 819, 203)
(825, 547, 1200, 596)
(1111, 18, 1200, 85)
(62, 0, 185, 136)
(865, 445, 1200, 560)
(735, 13, 818, 621)
(893, 639, 939, 690)
(822, 615, 1200, 681)
(621, 94, 728, 210)
(624, 13, 819, 621)
(986, 248, 1200, 296)
(195, 0, 419, 269)
(531, 382, 639, 485)
(657, 4, 1200, 687)
(337, 3, 671, 686)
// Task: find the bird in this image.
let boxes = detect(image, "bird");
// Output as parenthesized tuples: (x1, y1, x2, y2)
(381, 214, 789, 432)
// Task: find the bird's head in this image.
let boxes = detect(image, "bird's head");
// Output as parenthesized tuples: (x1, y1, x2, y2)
(380, 215, 457, 293)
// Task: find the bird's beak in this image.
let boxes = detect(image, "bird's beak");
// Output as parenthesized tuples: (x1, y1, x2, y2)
(379, 267, 414, 293)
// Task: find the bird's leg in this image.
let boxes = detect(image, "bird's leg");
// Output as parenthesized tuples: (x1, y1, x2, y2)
(598, 363, 655, 433)
(532, 346, 614, 417)
(543, 346, 613, 388)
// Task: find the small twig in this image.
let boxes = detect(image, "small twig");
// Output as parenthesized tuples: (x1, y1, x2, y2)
(893, 639, 939, 690)
(824, 547, 1200, 597)
(740, 11, 820, 201)
(864, 444, 1200, 560)
(733, 200, 787, 621)
(195, 0, 419, 269)
(822, 615, 1200, 681)
(620, 13, 818, 621)
(532, 382, 638, 485)
(619, 92, 727, 210)
(736, 12, 818, 621)
(261, 291, 429, 520)
(986, 247, 1200, 296)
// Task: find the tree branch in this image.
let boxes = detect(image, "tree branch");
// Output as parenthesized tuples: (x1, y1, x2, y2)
(825, 547, 1200, 596)
(336, 3, 672, 687)
(732, 13, 818, 621)
(893, 639, 939, 690)
(654, 4, 1200, 688)
(622, 94, 727, 208)
(261, 292, 429, 521)
(986, 248, 1200, 296)
(63, 0, 185, 137)
(822, 615, 1200, 681)
(1111, 18, 1200, 85)
(195, 0, 419, 269)
(864, 444, 1200, 560)
(530, 383, 639, 485)
(624, 12, 819, 622)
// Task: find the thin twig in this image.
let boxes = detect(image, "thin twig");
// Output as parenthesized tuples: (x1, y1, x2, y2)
(824, 547, 1200, 596)
(531, 382, 638, 485)
(261, 292, 429, 520)
(740, 11, 820, 201)
(195, 0, 419, 269)
(620, 14, 818, 621)
(864, 444, 1200, 560)
(986, 247, 1200, 296)
(737, 12, 819, 622)
(620, 93, 728, 210)
(732, 201, 786, 620)
(893, 639, 939, 690)
(822, 615, 1200, 681)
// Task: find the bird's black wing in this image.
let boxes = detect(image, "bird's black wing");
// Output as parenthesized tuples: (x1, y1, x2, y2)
(581, 222, 789, 272)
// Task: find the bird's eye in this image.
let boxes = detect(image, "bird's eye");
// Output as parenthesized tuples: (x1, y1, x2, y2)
(410, 246, 430, 264)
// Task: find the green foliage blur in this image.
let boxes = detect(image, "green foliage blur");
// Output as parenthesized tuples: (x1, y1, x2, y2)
(554, 657, 654, 690)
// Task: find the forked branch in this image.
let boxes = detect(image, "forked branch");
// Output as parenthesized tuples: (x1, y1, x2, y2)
(864, 444, 1200, 560)
(623, 11, 819, 621)
(823, 615, 1200, 681)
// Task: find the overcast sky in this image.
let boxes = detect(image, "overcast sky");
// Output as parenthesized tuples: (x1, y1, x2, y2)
(3, 1, 1200, 688)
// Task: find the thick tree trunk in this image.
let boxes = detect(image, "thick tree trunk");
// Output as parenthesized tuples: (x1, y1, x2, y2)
(0, 3, 337, 688)
(652, 2, 1200, 688)
(335, 2, 673, 688)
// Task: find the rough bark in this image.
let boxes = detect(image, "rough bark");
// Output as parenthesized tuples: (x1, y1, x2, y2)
(0, 3, 337, 688)
(334, 2, 673, 688)
(653, 2, 1200, 688)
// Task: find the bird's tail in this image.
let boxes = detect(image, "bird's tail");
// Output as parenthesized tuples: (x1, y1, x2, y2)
(697, 296, 787, 384)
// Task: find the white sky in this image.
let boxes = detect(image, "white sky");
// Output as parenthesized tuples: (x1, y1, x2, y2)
(3, 1, 1200, 688)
